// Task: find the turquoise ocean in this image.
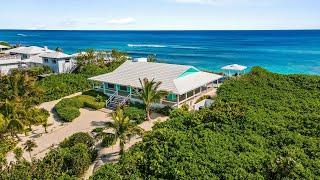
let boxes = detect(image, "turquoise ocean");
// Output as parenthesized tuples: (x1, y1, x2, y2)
(0, 30, 319, 74)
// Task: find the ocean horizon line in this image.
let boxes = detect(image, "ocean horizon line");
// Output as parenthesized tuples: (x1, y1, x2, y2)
(1, 29, 320, 31)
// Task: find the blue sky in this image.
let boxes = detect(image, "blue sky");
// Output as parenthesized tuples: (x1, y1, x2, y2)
(1, 0, 319, 30)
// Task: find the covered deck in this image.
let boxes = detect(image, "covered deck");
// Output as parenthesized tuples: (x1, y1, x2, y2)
(92, 79, 220, 108)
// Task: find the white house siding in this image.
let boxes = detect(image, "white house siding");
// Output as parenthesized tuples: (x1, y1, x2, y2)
(42, 58, 59, 73)
(0, 64, 19, 75)
(58, 59, 76, 73)
(42, 58, 76, 73)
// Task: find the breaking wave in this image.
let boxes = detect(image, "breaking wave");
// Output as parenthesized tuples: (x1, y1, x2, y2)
(17, 33, 27, 37)
(128, 44, 167, 48)
(128, 44, 204, 49)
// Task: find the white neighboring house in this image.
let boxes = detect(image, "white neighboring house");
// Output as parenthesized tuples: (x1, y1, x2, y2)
(40, 51, 76, 73)
(0, 59, 27, 75)
(0, 46, 76, 75)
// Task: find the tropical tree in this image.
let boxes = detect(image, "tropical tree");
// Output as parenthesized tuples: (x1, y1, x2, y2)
(13, 147, 23, 161)
(23, 140, 37, 160)
(0, 71, 42, 106)
(103, 108, 144, 157)
(42, 122, 49, 133)
(55, 47, 63, 52)
(147, 54, 157, 62)
(111, 49, 127, 61)
(75, 49, 97, 71)
(139, 78, 167, 120)
(6, 119, 24, 141)
(0, 113, 7, 138)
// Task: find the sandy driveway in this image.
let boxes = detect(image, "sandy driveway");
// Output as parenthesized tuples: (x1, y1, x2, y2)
(6, 93, 112, 162)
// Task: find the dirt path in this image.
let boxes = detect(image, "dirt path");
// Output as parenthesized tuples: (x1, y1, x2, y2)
(6, 93, 112, 162)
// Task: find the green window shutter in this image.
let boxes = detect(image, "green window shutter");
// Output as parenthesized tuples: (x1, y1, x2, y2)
(115, 84, 120, 91)
(167, 93, 177, 101)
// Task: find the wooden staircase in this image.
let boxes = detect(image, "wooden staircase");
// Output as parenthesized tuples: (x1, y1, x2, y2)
(106, 92, 131, 110)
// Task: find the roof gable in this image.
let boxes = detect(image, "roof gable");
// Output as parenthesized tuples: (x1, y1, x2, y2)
(178, 67, 199, 78)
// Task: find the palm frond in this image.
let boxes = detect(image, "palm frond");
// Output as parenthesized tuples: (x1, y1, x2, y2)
(104, 121, 115, 129)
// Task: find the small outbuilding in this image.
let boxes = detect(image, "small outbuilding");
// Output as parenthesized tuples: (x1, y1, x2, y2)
(221, 64, 247, 76)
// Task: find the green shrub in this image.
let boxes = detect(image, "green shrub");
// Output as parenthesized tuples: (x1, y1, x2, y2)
(91, 164, 121, 180)
(37, 73, 91, 103)
(82, 90, 107, 103)
(0, 138, 16, 156)
(101, 134, 116, 148)
(195, 95, 212, 103)
(92, 127, 104, 133)
(83, 101, 105, 110)
(60, 132, 94, 148)
(55, 95, 105, 122)
(56, 106, 80, 122)
(123, 106, 146, 124)
(153, 106, 172, 116)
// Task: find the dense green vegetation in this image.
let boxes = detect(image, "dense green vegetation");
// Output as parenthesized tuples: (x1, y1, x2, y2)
(123, 106, 147, 125)
(0, 132, 96, 179)
(55, 92, 106, 122)
(92, 67, 320, 179)
(36, 51, 125, 103)
(0, 49, 126, 165)
(0, 70, 50, 158)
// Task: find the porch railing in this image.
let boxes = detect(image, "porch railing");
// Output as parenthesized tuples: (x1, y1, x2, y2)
(119, 93, 131, 107)
(106, 91, 118, 107)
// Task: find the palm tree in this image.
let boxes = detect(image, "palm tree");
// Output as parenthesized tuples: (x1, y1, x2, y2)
(6, 119, 24, 141)
(147, 54, 157, 62)
(104, 108, 144, 157)
(111, 49, 127, 61)
(23, 140, 37, 160)
(42, 121, 49, 133)
(139, 78, 167, 121)
(55, 47, 63, 52)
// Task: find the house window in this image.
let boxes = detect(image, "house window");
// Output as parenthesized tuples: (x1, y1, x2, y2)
(107, 83, 115, 90)
(65, 60, 70, 63)
(44, 58, 48, 63)
(52, 59, 57, 64)
(119, 85, 127, 91)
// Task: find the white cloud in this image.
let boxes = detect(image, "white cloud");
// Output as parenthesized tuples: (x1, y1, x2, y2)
(106, 17, 136, 25)
(174, 0, 246, 5)
(175, 0, 218, 4)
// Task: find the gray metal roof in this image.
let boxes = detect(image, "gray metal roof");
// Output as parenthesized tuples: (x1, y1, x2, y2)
(40, 51, 72, 59)
(89, 61, 222, 95)
(5, 46, 52, 55)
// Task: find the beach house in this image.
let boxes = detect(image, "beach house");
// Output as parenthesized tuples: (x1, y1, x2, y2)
(89, 60, 223, 109)
(1, 46, 75, 74)
(41, 51, 76, 73)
